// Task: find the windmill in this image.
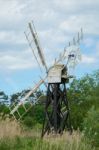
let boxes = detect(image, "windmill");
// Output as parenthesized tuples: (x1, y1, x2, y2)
(9, 21, 83, 137)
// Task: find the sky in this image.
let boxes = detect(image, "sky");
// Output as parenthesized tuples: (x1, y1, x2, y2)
(0, 0, 99, 96)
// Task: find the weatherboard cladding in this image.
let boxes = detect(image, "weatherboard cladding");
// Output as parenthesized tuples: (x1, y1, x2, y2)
(47, 64, 64, 83)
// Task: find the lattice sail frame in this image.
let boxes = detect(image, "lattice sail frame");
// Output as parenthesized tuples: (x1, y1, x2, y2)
(9, 77, 47, 120)
(24, 22, 48, 72)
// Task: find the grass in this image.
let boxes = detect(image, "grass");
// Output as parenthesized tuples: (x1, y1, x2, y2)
(0, 135, 96, 150)
(0, 116, 22, 139)
(0, 116, 97, 150)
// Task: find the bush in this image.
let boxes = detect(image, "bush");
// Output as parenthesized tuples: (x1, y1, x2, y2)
(23, 116, 35, 128)
(82, 106, 99, 147)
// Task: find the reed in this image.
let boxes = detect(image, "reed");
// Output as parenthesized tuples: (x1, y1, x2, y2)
(0, 117, 96, 150)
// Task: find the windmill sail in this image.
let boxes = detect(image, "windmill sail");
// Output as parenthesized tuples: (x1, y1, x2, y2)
(28, 22, 48, 72)
(24, 31, 42, 71)
(55, 28, 83, 64)
(10, 77, 47, 119)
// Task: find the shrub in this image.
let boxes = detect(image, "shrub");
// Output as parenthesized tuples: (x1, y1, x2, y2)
(82, 106, 99, 147)
(23, 116, 35, 128)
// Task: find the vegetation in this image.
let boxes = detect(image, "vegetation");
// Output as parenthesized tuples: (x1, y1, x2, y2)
(0, 118, 96, 150)
(83, 106, 99, 147)
(68, 70, 99, 130)
(0, 69, 99, 149)
(0, 136, 96, 150)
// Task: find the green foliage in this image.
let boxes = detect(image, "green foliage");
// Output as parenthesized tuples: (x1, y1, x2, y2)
(0, 104, 10, 118)
(10, 89, 44, 104)
(23, 116, 35, 128)
(0, 91, 8, 100)
(0, 91, 9, 106)
(82, 106, 99, 147)
(32, 104, 45, 124)
(21, 104, 44, 128)
(68, 70, 99, 130)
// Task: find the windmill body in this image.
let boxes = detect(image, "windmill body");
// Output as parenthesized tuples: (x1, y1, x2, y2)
(42, 64, 72, 136)
(48, 64, 68, 83)
(10, 21, 83, 137)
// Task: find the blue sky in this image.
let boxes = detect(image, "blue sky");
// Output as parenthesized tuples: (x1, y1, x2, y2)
(0, 0, 99, 96)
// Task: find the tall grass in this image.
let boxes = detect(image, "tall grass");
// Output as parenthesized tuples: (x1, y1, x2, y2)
(0, 116, 22, 139)
(0, 115, 40, 139)
(0, 117, 97, 150)
(0, 135, 96, 150)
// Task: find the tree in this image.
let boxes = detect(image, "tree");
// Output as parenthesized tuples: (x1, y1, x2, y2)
(68, 70, 99, 130)
(82, 106, 99, 147)
(10, 89, 44, 105)
(0, 91, 9, 106)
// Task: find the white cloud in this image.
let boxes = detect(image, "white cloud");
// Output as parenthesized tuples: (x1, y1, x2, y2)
(0, 0, 99, 71)
(0, 31, 26, 44)
(59, 14, 99, 35)
(0, 0, 25, 30)
(0, 0, 99, 95)
(0, 49, 37, 71)
(81, 54, 96, 64)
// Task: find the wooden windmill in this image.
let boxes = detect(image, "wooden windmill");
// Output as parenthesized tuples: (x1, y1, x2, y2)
(9, 21, 83, 137)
